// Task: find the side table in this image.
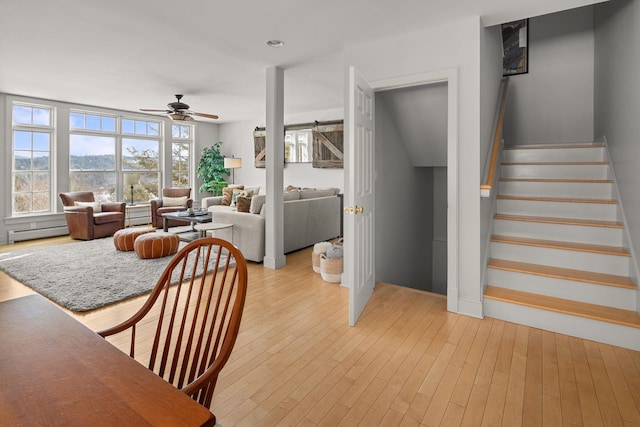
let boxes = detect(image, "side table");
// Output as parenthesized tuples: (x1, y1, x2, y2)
(125, 203, 151, 227)
(194, 223, 234, 242)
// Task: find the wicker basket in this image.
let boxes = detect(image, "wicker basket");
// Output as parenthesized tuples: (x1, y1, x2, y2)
(312, 251, 321, 273)
(320, 255, 343, 283)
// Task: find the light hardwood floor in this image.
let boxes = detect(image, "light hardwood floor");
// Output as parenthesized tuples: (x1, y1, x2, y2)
(1, 237, 640, 426)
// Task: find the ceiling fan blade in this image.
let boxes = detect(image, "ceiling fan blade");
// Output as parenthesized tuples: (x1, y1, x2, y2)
(140, 109, 170, 113)
(192, 112, 219, 120)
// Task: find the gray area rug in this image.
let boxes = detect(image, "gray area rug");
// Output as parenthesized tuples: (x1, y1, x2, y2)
(0, 237, 224, 312)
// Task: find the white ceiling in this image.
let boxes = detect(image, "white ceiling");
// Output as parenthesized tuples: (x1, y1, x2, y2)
(0, 0, 606, 123)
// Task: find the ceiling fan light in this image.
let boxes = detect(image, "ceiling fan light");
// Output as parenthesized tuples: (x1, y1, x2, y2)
(266, 39, 285, 48)
(168, 113, 193, 121)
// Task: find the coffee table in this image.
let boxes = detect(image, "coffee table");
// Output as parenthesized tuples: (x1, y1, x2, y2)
(162, 211, 212, 241)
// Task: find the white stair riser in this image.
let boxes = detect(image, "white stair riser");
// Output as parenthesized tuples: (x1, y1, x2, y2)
(487, 268, 636, 310)
(503, 147, 605, 163)
(497, 199, 619, 221)
(493, 219, 623, 246)
(484, 299, 640, 351)
(499, 181, 613, 199)
(501, 164, 609, 180)
(490, 242, 629, 276)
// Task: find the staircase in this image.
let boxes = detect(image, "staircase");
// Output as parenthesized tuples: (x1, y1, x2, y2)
(484, 143, 640, 351)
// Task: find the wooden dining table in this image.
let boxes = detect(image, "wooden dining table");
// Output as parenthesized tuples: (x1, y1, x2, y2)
(0, 294, 216, 427)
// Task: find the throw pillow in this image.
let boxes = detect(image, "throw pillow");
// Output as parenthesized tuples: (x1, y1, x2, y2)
(162, 196, 187, 207)
(236, 196, 251, 212)
(230, 189, 253, 207)
(221, 185, 244, 206)
(74, 201, 102, 212)
(249, 194, 266, 214)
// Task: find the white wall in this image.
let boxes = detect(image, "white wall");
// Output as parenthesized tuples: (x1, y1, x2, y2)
(217, 108, 345, 193)
(346, 16, 485, 317)
(503, 7, 596, 145)
(432, 166, 448, 295)
(375, 95, 434, 292)
(594, 0, 640, 310)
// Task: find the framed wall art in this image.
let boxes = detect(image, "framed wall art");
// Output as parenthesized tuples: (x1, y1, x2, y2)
(502, 19, 528, 76)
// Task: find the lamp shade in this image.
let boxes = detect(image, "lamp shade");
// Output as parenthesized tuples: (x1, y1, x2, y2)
(224, 158, 243, 169)
(124, 174, 140, 186)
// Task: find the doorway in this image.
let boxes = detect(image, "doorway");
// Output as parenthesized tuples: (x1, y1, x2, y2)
(344, 67, 460, 323)
(374, 82, 449, 295)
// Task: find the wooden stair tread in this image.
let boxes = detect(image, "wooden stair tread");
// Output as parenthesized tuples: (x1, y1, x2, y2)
(491, 235, 629, 256)
(497, 195, 617, 204)
(500, 178, 612, 183)
(484, 285, 640, 329)
(504, 143, 604, 150)
(502, 162, 608, 166)
(494, 214, 623, 229)
(488, 258, 636, 289)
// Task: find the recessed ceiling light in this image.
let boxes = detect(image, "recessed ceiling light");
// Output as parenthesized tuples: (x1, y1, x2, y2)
(266, 40, 285, 48)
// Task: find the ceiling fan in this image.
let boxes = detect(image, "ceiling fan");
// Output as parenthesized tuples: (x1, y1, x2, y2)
(140, 94, 219, 121)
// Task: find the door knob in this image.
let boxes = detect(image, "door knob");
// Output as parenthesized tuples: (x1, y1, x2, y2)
(344, 206, 364, 214)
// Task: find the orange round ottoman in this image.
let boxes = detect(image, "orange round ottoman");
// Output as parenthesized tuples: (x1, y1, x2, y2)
(113, 227, 155, 251)
(134, 232, 180, 259)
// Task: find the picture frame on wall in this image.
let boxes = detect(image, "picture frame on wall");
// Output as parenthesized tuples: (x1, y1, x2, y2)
(502, 19, 529, 76)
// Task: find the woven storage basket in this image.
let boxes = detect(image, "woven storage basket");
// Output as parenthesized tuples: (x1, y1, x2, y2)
(312, 251, 321, 273)
(312, 241, 333, 274)
(320, 255, 343, 283)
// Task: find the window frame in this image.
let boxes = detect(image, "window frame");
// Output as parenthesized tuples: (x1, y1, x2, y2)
(11, 102, 55, 215)
(171, 124, 194, 188)
(69, 111, 163, 203)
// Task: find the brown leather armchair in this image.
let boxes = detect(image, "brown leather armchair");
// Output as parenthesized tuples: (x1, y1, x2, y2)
(150, 188, 193, 228)
(59, 192, 126, 240)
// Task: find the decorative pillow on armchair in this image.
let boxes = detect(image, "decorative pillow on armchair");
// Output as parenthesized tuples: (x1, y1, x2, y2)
(74, 201, 102, 212)
(162, 196, 187, 207)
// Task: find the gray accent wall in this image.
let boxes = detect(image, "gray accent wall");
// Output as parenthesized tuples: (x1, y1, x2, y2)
(375, 94, 434, 292)
(594, 0, 640, 311)
(503, 6, 596, 145)
(480, 23, 506, 289)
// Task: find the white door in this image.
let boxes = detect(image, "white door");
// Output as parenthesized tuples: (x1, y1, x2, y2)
(344, 67, 375, 326)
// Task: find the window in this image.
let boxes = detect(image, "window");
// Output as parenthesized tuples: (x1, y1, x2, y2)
(171, 124, 193, 187)
(284, 129, 312, 163)
(69, 112, 161, 203)
(12, 103, 53, 214)
(69, 111, 118, 202)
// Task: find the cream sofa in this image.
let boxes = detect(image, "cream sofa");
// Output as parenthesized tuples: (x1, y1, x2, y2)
(201, 188, 342, 262)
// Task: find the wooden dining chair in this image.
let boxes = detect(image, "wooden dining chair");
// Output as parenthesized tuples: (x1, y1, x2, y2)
(98, 237, 248, 413)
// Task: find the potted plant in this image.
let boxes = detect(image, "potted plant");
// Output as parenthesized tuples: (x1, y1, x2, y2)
(196, 141, 229, 196)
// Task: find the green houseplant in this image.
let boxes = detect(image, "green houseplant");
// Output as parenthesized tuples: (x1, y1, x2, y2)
(196, 141, 229, 196)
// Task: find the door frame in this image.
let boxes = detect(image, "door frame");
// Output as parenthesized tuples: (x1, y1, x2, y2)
(367, 68, 459, 313)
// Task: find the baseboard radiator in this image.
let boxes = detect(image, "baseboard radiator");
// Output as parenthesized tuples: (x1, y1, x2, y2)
(7, 226, 69, 244)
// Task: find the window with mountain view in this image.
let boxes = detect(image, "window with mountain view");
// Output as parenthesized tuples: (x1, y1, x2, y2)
(171, 124, 192, 188)
(70, 112, 161, 203)
(12, 104, 53, 214)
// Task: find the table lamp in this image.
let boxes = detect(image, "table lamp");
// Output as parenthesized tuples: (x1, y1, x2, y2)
(124, 174, 140, 205)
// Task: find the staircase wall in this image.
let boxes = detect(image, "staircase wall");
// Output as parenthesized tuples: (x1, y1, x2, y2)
(503, 7, 595, 145)
(594, 0, 640, 315)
